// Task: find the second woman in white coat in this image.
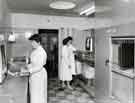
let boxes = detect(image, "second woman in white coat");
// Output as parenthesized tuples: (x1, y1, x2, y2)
(59, 38, 73, 89)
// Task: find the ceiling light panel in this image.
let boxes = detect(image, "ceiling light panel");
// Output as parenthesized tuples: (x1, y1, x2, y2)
(49, 1, 76, 10)
(80, 5, 95, 15)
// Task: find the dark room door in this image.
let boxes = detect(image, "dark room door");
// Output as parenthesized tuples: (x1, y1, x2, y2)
(38, 29, 58, 78)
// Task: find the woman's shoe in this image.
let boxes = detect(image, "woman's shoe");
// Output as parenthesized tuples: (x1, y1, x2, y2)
(61, 84, 66, 88)
(67, 86, 73, 90)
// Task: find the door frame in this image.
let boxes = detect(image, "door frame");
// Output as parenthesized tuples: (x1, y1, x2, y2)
(109, 36, 113, 97)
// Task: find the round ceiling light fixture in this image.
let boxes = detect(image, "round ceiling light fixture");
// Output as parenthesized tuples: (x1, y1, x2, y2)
(49, 1, 76, 10)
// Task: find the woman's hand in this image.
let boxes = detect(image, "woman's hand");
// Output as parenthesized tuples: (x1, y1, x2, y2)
(8, 70, 20, 77)
(20, 66, 30, 76)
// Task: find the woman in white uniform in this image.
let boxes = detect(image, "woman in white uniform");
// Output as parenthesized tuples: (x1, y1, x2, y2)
(68, 36, 76, 76)
(27, 34, 47, 103)
(59, 38, 72, 89)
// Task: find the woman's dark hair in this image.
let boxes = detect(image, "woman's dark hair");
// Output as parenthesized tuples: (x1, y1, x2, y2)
(29, 34, 41, 43)
(67, 36, 73, 40)
(63, 38, 69, 45)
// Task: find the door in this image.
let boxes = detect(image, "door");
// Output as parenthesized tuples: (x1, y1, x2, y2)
(39, 29, 58, 78)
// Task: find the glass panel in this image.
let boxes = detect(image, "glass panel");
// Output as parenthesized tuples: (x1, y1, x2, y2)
(112, 39, 134, 73)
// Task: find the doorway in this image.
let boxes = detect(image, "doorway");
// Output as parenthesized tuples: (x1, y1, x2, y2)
(38, 29, 58, 78)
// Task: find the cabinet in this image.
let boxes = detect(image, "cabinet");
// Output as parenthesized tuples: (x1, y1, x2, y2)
(112, 71, 134, 103)
(111, 36, 135, 103)
(0, 76, 28, 103)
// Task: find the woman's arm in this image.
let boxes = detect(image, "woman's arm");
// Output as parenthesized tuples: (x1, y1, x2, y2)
(62, 47, 70, 67)
(7, 70, 19, 77)
(27, 52, 46, 75)
(27, 63, 43, 75)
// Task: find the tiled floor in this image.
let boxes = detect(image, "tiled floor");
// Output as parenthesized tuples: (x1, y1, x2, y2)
(48, 78, 94, 103)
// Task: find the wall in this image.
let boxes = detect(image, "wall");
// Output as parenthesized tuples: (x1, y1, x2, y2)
(0, 0, 11, 60)
(7, 29, 38, 58)
(0, 0, 11, 28)
(10, 33, 32, 57)
(11, 13, 95, 30)
(11, 13, 135, 31)
(72, 29, 91, 50)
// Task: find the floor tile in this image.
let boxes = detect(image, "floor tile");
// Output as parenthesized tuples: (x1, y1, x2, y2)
(48, 78, 94, 103)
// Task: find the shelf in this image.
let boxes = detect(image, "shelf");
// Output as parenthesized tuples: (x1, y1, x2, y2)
(112, 64, 135, 79)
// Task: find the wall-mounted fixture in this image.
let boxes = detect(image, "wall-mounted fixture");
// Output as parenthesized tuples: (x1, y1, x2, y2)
(49, 1, 76, 10)
(80, 5, 95, 16)
(106, 28, 117, 33)
(85, 37, 93, 52)
(8, 32, 16, 43)
(0, 35, 4, 41)
(25, 32, 33, 39)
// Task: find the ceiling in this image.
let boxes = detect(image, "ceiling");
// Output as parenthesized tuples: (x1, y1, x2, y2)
(7, 0, 135, 28)
(7, 0, 94, 17)
(96, 0, 135, 18)
(94, 0, 135, 28)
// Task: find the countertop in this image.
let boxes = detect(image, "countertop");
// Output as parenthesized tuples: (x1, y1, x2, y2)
(112, 64, 135, 79)
(76, 57, 94, 67)
(0, 75, 28, 103)
(74, 50, 95, 67)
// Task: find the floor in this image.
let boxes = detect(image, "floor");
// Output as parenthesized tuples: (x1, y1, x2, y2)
(48, 78, 94, 103)
(0, 76, 120, 103)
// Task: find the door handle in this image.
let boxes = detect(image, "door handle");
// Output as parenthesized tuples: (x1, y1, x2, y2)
(105, 59, 109, 66)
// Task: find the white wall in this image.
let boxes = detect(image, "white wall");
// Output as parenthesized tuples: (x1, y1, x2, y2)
(10, 13, 95, 30)
(10, 13, 135, 31)
(72, 30, 91, 50)
(0, 0, 11, 28)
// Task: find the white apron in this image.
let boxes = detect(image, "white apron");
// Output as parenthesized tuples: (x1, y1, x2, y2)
(28, 46, 47, 103)
(59, 45, 72, 81)
(68, 45, 76, 75)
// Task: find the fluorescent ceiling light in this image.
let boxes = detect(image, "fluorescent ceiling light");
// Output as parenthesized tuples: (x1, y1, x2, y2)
(123, 0, 130, 2)
(49, 1, 76, 10)
(80, 6, 95, 15)
(86, 8, 95, 16)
